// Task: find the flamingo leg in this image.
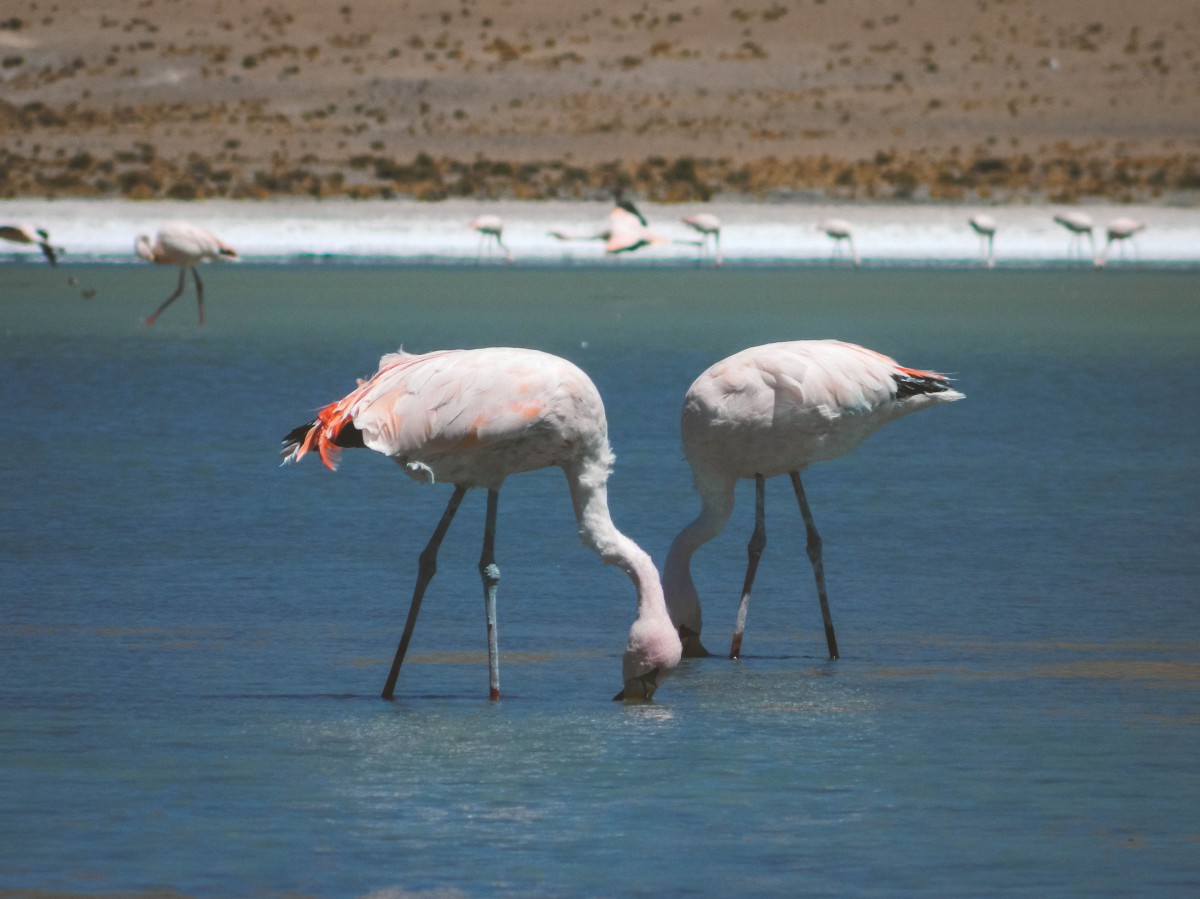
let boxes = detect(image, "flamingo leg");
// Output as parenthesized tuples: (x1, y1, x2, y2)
(729, 474, 766, 660)
(145, 266, 188, 325)
(381, 483, 468, 700)
(790, 472, 839, 660)
(191, 266, 205, 325)
(479, 488, 502, 700)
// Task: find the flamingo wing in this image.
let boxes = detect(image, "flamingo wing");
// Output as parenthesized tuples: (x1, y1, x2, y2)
(291, 348, 602, 482)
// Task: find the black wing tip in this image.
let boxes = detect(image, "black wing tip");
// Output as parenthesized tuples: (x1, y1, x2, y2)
(893, 371, 954, 399)
(280, 419, 317, 460)
(282, 420, 316, 446)
(615, 197, 648, 226)
(279, 418, 366, 459)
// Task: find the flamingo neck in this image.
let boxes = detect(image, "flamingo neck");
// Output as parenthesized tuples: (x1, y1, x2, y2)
(565, 453, 680, 685)
(662, 476, 734, 635)
(567, 455, 665, 616)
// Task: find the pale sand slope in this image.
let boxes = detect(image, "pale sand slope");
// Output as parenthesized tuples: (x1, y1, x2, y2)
(2, 0, 1198, 199)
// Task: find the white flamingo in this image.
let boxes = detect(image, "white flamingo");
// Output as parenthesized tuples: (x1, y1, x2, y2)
(968, 214, 997, 268)
(1053, 212, 1096, 260)
(680, 213, 723, 265)
(282, 347, 682, 701)
(1095, 218, 1146, 268)
(1, 223, 60, 265)
(663, 340, 964, 659)
(817, 219, 860, 266)
(469, 215, 513, 263)
(135, 223, 238, 325)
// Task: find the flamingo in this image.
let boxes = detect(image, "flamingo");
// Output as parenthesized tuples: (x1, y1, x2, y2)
(680, 213, 723, 265)
(662, 340, 964, 660)
(1095, 217, 1146, 268)
(1053, 211, 1096, 260)
(817, 219, 860, 266)
(968, 213, 997, 268)
(281, 346, 682, 702)
(549, 200, 667, 255)
(1, 223, 59, 265)
(469, 214, 513, 263)
(135, 223, 238, 325)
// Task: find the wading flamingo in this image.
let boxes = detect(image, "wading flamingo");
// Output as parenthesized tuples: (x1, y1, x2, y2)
(1095, 217, 1146, 268)
(680, 213, 723, 265)
(469, 214, 513, 263)
(817, 219, 860, 266)
(135, 223, 237, 325)
(281, 347, 682, 702)
(1, 223, 59, 265)
(662, 340, 964, 660)
(1053, 212, 1096, 260)
(968, 214, 997, 268)
(549, 200, 666, 255)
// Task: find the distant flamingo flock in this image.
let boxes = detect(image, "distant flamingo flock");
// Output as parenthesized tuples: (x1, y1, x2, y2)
(2, 205, 1160, 307)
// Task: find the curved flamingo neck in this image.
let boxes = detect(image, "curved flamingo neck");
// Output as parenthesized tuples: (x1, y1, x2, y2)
(565, 454, 667, 622)
(663, 475, 734, 634)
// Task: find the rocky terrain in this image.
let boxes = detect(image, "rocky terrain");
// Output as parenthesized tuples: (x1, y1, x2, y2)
(2, 0, 1198, 203)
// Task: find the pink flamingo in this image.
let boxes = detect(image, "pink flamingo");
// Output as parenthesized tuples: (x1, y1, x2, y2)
(135, 223, 238, 325)
(1053, 212, 1096, 260)
(1, 223, 59, 265)
(817, 219, 860, 266)
(549, 200, 667, 255)
(1094, 217, 1146, 268)
(282, 347, 682, 701)
(469, 214, 513, 262)
(968, 213, 997, 268)
(680, 213, 723, 265)
(663, 340, 964, 660)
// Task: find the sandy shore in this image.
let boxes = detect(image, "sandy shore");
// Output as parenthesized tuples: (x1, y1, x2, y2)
(2, 0, 1198, 203)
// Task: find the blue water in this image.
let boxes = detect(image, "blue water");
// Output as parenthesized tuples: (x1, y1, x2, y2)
(2, 263, 1199, 896)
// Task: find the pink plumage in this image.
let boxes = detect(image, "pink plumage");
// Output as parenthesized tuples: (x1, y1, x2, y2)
(664, 339, 964, 659)
(283, 347, 681, 702)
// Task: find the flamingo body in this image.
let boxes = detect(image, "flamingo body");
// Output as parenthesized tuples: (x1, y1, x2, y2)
(135, 223, 237, 324)
(605, 201, 667, 254)
(549, 200, 666, 255)
(817, 219, 860, 266)
(282, 347, 681, 701)
(469, 214, 513, 262)
(664, 340, 963, 659)
(1, 223, 59, 265)
(1053, 212, 1096, 260)
(680, 213, 723, 265)
(968, 214, 997, 268)
(1095, 217, 1146, 268)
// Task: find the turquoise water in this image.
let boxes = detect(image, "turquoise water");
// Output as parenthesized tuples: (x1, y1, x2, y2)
(2, 263, 1199, 896)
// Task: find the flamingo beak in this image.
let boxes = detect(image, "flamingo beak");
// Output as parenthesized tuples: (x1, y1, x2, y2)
(613, 668, 662, 702)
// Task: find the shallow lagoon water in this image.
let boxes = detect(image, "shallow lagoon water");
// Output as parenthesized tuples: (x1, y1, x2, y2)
(2, 261, 1199, 896)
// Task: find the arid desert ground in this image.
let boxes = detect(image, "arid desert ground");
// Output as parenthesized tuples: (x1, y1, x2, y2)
(2, 0, 1199, 203)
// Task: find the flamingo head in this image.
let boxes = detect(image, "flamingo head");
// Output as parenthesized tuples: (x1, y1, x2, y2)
(614, 613, 682, 702)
